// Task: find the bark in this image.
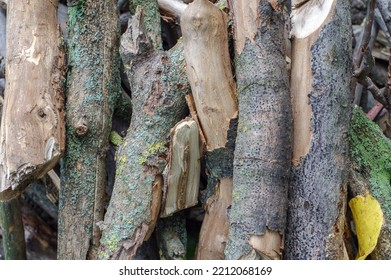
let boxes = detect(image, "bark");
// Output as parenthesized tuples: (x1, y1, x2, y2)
(0, 198, 26, 259)
(181, 0, 238, 259)
(58, 0, 120, 259)
(0, 0, 65, 201)
(98, 1, 189, 259)
(349, 106, 391, 259)
(224, 0, 291, 260)
(156, 213, 187, 259)
(285, 0, 352, 259)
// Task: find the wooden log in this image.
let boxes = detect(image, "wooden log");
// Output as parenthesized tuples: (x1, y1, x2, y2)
(0, 7, 4, 79)
(156, 213, 187, 259)
(181, 0, 237, 260)
(57, 0, 120, 259)
(0, 7, 26, 260)
(98, 2, 189, 259)
(224, 0, 291, 260)
(0, 198, 26, 259)
(349, 106, 391, 259)
(161, 118, 201, 217)
(0, 7, 4, 98)
(285, 0, 352, 259)
(158, 0, 187, 19)
(0, 0, 65, 201)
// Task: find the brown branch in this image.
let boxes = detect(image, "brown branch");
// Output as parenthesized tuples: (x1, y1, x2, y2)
(357, 75, 390, 110)
(354, 0, 375, 70)
(367, 101, 384, 120)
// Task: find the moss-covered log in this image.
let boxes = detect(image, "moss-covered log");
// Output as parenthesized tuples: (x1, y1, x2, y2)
(224, 0, 291, 260)
(285, 0, 352, 259)
(349, 106, 391, 259)
(0, 0, 65, 201)
(181, 0, 238, 260)
(98, 1, 189, 259)
(58, 0, 120, 259)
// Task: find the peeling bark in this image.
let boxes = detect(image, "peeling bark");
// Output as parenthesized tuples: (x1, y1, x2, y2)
(225, 0, 291, 260)
(181, 0, 238, 259)
(0, 0, 65, 201)
(285, 0, 352, 259)
(58, 0, 120, 259)
(98, 2, 189, 259)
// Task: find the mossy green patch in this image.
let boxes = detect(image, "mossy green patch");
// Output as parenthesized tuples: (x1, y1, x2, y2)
(139, 141, 166, 165)
(349, 106, 391, 229)
(109, 131, 123, 146)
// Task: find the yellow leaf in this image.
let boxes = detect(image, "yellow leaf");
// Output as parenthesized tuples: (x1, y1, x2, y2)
(349, 193, 383, 260)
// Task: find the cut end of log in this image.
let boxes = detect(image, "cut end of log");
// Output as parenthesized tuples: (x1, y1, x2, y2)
(291, 0, 335, 39)
(161, 118, 201, 217)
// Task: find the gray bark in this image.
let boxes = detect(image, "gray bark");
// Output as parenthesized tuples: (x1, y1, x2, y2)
(225, 0, 291, 260)
(98, 1, 189, 259)
(285, 0, 352, 259)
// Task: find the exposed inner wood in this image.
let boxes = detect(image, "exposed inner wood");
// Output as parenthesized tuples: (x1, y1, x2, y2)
(249, 229, 283, 260)
(230, 0, 261, 55)
(181, 0, 237, 151)
(158, 0, 187, 19)
(291, 0, 335, 39)
(290, 37, 313, 164)
(0, 0, 65, 200)
(195, 178, 232, 259)
(162, 119, 201, 217)
(145, 175, 163, 240)
(290, 0, 336, 164)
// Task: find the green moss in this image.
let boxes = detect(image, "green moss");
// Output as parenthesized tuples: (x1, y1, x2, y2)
(109, 131, 123, 146)
(138, 141, 166, 165)
(349, 106, 391, 227)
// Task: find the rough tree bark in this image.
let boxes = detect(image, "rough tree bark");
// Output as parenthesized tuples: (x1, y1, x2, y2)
(0, 198, 26, 259)
(58, 0, 120, 259)
(0, 0, 65, 201)
(98, 0, 189, 259)
(224, 0, 291, 260)
(285, 0, 352, 259)
(181, 0, 238, 259)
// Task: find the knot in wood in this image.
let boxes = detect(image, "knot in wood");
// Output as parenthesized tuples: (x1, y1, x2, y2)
(37, 108, 47, 119)
(75, 118, 88, 136)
